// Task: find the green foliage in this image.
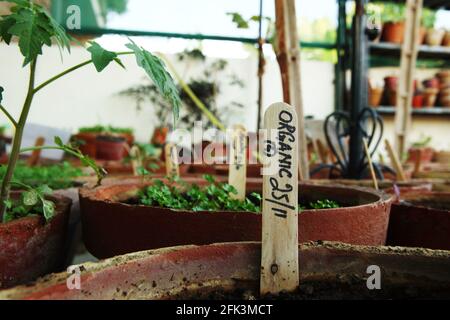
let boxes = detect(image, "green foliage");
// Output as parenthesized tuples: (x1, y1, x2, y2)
(412, 136, 432, 148)
(126, 39, 181, 124)
(308, 199, 340, 210)
(421, 8, 436, 29)
(78, 125, 133, 135)
(0, 0, 71, 65)
(3, 183, 55, 223)
(227, 12, 250, 29)
(138, 175, 261, 212)
(87, 41, 124, 72)
(0, 162, 84, 190)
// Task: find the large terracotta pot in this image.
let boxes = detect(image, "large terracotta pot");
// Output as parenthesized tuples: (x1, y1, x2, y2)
(0, 193, 72, 289)
(387, 192, 450, 250)
(381, 21, 405, 44)
(79, 178, 393, 259)
(1, 241, 450, 300)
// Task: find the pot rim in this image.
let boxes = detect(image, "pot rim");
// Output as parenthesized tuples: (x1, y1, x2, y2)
(79, 177, 393, 215)
(0, 193, 72, 229)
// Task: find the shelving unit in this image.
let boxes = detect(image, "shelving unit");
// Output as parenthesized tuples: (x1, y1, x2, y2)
(376, 106, 450, 116)
(370, 42, 450, 61)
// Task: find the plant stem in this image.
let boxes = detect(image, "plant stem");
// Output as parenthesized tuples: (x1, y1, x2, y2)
(0, 104, 17, 127)
(0, 59, 37, 221)
(33, 51, 134, 94)
(19, 146, 80, 158)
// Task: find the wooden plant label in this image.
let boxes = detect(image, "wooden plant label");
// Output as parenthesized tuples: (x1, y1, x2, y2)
(228, 124, 247, 200)
(129, 145, 142, 176)
(384, 139, 407, 182)
(165, 143, 180, 177)
(27, 136, 45, 166)
(260, 102, 299, 295)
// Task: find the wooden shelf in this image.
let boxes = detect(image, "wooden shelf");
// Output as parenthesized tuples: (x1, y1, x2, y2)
(370, 42, 450, 60)
(373, 106, 450, 116)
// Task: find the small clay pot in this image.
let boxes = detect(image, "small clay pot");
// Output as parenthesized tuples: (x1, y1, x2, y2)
(423, 87, 439, 107)
(434, 150, 450, 164)
(407, 147, 435, 164)
(387, 90, 397, 107)
(439, 87, 450, 107)
(151, 127, 169, 146)
(443, 31, 450, 47)
(381, 21, 405, 44)
(369, 87, 383, 107)
(95, 135, 126, 161)
(425, 28, 445, 46)
(73, 132, 97, 158)
(384, 76, 398, 92)
(412, 94, 424, 108)
(418, 26, 427, 44)
(422, 78, 440, 89)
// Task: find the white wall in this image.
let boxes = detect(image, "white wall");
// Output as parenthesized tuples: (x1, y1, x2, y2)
(0, 41, 335, 142)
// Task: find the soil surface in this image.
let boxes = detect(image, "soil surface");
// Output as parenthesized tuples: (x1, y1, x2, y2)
(171, 279, 450, 300)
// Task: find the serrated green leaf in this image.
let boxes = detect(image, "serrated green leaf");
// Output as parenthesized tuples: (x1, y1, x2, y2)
(87, 42, 118, 72)
(8, 8, 52, 65)
(22, 190, 39, 206)
(42, 199, 55, 221)
(125, 40, 181, 124)
(227, 12, 249, 29)
(54, 136, 63, 147)
(0, 16, 15, 44)
(36, 184, 52, 196)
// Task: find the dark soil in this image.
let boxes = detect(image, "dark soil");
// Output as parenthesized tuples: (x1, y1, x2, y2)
(170, 279, 450, 300)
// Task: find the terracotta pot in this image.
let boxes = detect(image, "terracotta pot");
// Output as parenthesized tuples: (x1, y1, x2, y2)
(425, 28, 445, 46)
(412, 94, 424, 108)
(308, 179, 432, 195)
(95, 135, 126, 161)
(387, 192, 450, 250)
(439, 87, 450, 107)
(418, 26, 427, 44)
(79, 178, 393, 259)
(214, 164, 263, 178)
(381, 21, 405, 44)
(443, 31, 450, 47)
(0, 193, 72, 289)
(384, 76, 398, 92)
(435, 151, 450, 164)
(423, 88, 439, 107)
(387, 90, 397, 106)
(407, 147, 435, 164)
(151, 127, 169, 146)
(422, 78, 440, 89)
(2, 241, 450, 300)
(369, 87, 383, 107)
(73, 133, 97, 158)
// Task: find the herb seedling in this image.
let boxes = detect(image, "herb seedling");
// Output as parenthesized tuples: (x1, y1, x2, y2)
(139, 175, 261, 212)
(0, 0, 181, 222)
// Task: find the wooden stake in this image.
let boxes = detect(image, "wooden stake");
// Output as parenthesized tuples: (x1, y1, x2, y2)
(129, 145, 142, 176)
(385, 139, 407, 182)
(165, 143, 179, 178)
(394, 0, 423, 156)
(260, 102, 299, 295)
(27, 136, 45, 166)
(228, 125, 247, 200)
(363, 138, 378, 191)
(275, 0, 309, 180)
